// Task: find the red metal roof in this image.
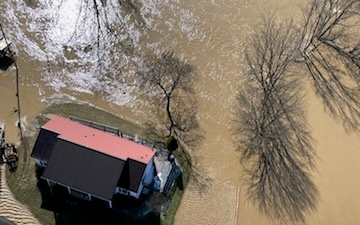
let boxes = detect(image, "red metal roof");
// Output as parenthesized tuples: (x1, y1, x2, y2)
(42, 116, 155, 164)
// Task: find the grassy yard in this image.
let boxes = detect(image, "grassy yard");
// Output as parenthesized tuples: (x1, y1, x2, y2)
(6, 103, 191, 225)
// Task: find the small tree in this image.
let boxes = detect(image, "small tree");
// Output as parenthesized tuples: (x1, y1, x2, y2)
(140, 51, 203, 149)
(166, 136, 178, 152)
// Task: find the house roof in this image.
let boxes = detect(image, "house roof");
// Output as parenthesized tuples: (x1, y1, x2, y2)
(42, 116, 155, 164)
(0, 216, 16, 225)
(31, 129, 59, 162)
(118, 159, 148, 192)
(42, 139, 125, 200)
(33, 116, 156, 199)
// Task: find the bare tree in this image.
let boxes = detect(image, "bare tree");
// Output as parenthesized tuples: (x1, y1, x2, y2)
(299, 0, 360, 131)
(140, 51, 203, 149)
(140, 50, 210, 190)
(233, 16, 318, 224)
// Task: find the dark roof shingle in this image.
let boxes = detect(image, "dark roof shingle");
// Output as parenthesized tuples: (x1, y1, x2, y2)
(42, 139, 125, 200)
(118, 159, 147, 192)
(31, 129, 59, 162)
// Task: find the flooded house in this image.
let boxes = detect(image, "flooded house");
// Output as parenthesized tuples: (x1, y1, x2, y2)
(30, 116, 157, 208)
(0, 122, 18, 172)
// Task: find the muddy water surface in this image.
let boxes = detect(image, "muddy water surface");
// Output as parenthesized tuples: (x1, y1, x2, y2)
(0, 1, 359, 225)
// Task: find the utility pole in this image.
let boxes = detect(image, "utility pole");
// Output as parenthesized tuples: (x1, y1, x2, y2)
(14, 61, 23, 141)
(0, 23, 23, 141)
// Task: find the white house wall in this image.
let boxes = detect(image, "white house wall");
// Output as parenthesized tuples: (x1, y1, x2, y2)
(135, 181, 144, 198)
(143, 156, 155, 186)
(115, 187, 139, 199)
(114, 156, 155, 199)
(34, 159, 46, 167)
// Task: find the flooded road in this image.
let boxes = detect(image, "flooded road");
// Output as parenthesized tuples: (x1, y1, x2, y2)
(0, 1, 359, 225)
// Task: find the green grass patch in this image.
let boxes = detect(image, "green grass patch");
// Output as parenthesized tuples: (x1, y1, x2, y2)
(6, 103, 191, 225)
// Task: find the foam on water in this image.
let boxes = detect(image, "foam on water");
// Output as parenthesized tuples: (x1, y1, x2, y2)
(0, 0, 207, 109)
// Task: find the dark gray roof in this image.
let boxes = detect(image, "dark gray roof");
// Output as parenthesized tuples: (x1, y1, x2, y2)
(118, 159, 147, 192)
(0, 217, 16, 225)
(31, 129, 58, 161)
(42, 139, 125, 200)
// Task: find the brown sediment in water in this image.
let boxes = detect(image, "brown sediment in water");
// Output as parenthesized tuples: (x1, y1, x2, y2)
(0, 1, 359, 225)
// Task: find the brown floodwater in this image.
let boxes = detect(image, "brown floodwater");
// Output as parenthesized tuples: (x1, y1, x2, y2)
(0, 0, 359, 225)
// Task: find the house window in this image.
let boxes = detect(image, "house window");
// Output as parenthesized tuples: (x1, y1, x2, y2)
(69, 188, 90, 201)
(119, 188, 129, 195)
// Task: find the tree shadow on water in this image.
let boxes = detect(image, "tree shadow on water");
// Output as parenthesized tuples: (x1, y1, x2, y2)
(299, 0, 360, 133)
(234, 81, 319, 224)
(232, 14, 319, 224)
(185, 154, 214, 195)
(243, 160, 318, 225)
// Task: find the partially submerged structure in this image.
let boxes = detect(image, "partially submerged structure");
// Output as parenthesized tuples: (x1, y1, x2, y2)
(31, 116, 157, 208)
(0, 37, 11, 58)
(0, 24, 15, 70)
(0, 122, 18, 172)
(0, 23, 14, 60)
